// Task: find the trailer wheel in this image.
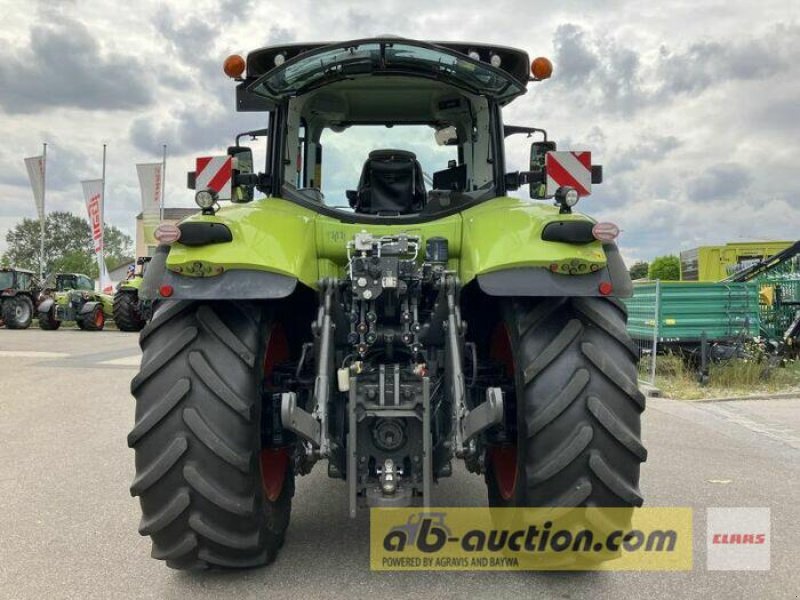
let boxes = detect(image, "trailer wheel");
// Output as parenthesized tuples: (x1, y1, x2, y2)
(3, 295, 33, 329)
(486, 297, 647, 516)
(38, 307, 61, 330)
(114, 291, 147, 331)
(129, 301, 292, 570)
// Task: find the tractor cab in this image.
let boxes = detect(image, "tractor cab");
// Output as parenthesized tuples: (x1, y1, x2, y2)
(0, 267, 36, 293)
(186, 38, 593, 220)
(42, 273, 95, 293)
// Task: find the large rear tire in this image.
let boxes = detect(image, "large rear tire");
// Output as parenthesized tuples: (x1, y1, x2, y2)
(486, 297, 646, 512)
(114, 291, 147, 332)
(3, 295, 33, 329)
(129, 301, 292, 570)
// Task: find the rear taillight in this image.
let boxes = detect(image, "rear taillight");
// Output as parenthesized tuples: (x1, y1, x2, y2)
(592, 222, 620, 242)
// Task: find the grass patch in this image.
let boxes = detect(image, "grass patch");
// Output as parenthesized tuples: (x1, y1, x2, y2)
(646, 354, 800, 400)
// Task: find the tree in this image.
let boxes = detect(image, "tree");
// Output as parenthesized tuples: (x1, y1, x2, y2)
(104, 224, 135, 271)
(648, 255, 681, 281)
(629, 261, 649, 280)
(2, 211, 133, 277)
(51, 250, 97, 276)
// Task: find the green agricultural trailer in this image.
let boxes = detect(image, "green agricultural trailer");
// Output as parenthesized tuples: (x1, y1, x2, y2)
(624, 281, 760, 348)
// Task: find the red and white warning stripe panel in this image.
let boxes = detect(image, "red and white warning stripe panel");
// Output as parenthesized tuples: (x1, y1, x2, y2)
(196, 156, 233, 200)
(545, 151, 592, 197)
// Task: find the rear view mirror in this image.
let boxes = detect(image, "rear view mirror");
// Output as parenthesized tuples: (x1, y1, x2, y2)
(529, 141, 556, 199)
(435, 126, 458, 146)
(228, 146, 254, 203)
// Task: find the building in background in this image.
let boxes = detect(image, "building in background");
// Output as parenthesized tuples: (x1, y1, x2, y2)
(680, 241, 793, 281)
(135, 208, 197, 257)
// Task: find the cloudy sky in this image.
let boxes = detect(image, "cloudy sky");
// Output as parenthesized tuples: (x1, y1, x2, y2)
(0, 0, 798, 264)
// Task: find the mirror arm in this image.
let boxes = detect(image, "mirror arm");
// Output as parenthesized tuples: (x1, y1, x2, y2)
(504, 170, 543, 191)
(235, 128, 269, 146)
(234, 173, 261, 187)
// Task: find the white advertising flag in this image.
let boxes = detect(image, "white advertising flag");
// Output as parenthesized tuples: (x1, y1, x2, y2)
(24, 155, 46, 220)
(81, 179, 113, 294)
(136, 162, 163, 217)
(137, 163, 163, 248)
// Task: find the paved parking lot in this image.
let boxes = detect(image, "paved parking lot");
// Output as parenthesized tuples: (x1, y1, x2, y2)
(1, 329, 798, 599)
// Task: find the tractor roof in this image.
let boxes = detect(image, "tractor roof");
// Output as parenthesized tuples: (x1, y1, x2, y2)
(237, 38, 532, 111)
(1, 267, 34, 274)
(245, 39, 531, 84)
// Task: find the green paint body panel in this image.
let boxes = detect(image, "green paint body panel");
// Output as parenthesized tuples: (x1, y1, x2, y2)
(623, 281, 760, 344)
(165, 196, 607, 288)
(458, 198, 606, 282)
(118, 275, 144, 292)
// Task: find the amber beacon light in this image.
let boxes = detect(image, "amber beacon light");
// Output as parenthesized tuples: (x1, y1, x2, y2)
(531, 56, 553, 80)
(223, 54, 246, 79)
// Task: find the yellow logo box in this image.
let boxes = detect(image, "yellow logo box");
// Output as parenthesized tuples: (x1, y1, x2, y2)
(370, 507, 692, 571)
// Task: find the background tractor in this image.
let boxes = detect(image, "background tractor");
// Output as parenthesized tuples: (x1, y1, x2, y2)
(37, 273, 113, 331)
(130, 38, 643, 570)
(113, 257, 152, 332)
(0, 267, 39, 329)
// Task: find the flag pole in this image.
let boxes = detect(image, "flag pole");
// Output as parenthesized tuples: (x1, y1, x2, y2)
(160, 144, 167, 221)
(101, 144, 107, 287)
(40, 142, 46, 281)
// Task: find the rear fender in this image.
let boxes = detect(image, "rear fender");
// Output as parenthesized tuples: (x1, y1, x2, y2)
(163, 198, 317, 288)
(37, 297, 55, 314)
(477, 243, 632, 298)
(79, 301, 100, 315)
(460, 197, 632, 298)
(141, 245, 298, 301)
(117, 276, 143, 292)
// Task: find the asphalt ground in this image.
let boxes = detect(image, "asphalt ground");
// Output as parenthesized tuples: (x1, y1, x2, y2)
(0, 328, 798, 599)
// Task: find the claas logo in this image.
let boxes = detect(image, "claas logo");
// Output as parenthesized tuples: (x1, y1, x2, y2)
(87, 194, 103, 252)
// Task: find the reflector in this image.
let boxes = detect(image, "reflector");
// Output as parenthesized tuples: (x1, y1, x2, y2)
(592, 222, 620, 242)
(154, 223, 181, 244)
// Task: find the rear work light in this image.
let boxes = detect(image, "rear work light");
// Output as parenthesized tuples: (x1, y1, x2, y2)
(154, 223, 181, 244)
(592, 222, 620, 242)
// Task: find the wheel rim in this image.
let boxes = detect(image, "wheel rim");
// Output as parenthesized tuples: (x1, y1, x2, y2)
(95, 310, 104, 327)
(489, 322, 518, 500)
(15, 301, 30, 321)
(259, 324, 290, 502)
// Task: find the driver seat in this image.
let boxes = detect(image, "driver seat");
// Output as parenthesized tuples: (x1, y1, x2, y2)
(347, 149, 426, 214)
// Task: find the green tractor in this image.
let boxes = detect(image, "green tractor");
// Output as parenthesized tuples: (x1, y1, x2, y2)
(0, 267, 39, 329)
(130, 38, 645, 570)
(37, 273, 113, 331)
(113, 257, 152, 332)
